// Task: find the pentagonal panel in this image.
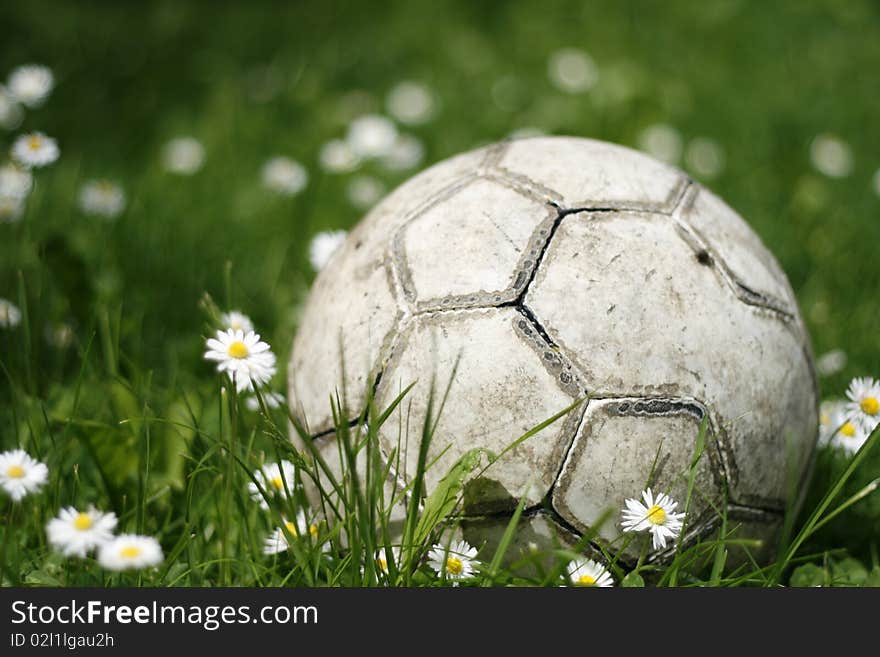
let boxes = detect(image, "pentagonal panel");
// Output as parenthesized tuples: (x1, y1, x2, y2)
(678, 186, 796, 313)
(496, 137, 686, 211)
(289, 146, 488, 435)
(552, 398, 721, 551)
(526, 212, 817, 509)
(395, 178, 554, 310)
(374, 307, 579, 514)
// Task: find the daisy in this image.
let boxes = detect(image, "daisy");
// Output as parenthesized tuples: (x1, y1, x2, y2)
(637, 123, 683, 165)
(247, 460, 297, 509)
(97, 534, 163, 571)
(0, 194, 25, 223)
(308, 230, 347, 272)
(381, 134, 424, 171)
(566, 557, 614, 587)
(318, 139, 360, 173)
(0, 298, 22, 328)
(78, 180, 126, 219)
(621, 487, 685, 550)
(386, 81, 435, 125)
(346, 115, 398, 159)
(815, 349, 847, 377)
(219, 310, 254, 334)
(46, 506, 117, 557)
(831, 416, 868, 455)
(162, 136, 205, 175)
(810, 134, 852, 179)
(8, 65, 54, 108)
(845, 377, 880, 434)
(261, 156, 308, 196)
(203, 328, 277, 393)
(11, 132, 59, 168)
(244, 391, 285, 412)
(685, 138, 725, 180)
(0, 163, 33, 199)
(0, 449, 48, 501)
(547, 48, 598, 94)
(374, 546, 401, 575)
(427, 539, 479, 581)
(262, 511, 321, 555)
(346, 175, 385, 210)
(0, 85, 24, 130)
(818, 400, 847, 448)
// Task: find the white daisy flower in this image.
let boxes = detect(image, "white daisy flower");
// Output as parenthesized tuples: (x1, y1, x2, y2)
(845, 377, 880, 434)
(0, 449, 48, 501)
(0, 298, 22, 328)
(621, 487, 685, 550)
(810, 134, 852, 178)
(374, 546, 401, 575)
(203, 328, 277, 393)
(308, 230, 347, 272)
(427, 539, 479, 581)
(97, 534, 163, 571)
(263, 511, 321, 555)
(566, 557, 614, 587)
(46, 506, 117, 558)
(819, 400, 847, 447)
(8, 65, 54, 108)
(162, 137, 205, 175)
(244, 391, 285, 412)
(0, 85, 24, 130)
(318, 139, 361, 173)
(11, 132, 59, 168)
(637, 123, 683, 164)
(346, 175, 385, 210)
(219, 310, 254, 334)
(78, 180, 126, 219)
(247, 460, 297, 509)
(346, 114, 398, 159)
(548, 48, 598, 94)
(685, 137, 725, 180)
(386, 81, 436, 125)
(831, 414, 868, 455)
(0, 163, 33, 199)
(381, 134, 424, 171)
(815, 349, 847, 377)
(261, 156, 308, 196)
(0, 194, 25, 223)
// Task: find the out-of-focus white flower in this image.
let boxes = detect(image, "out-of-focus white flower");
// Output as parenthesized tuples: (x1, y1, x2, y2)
(637, 124, 683, 164)
(621, 488, 685, 550)
(0, 163, 33, 199)
(0, 449, 48, 501)
(203, 328, 277, 393)
(98, 535, 163, 571)
(816, 349, 847, 377)
(162, 137, 205, 175)
(8, 65, 54, 108)
(262, 511, 323, 555)
(308, 230, 347, 272)
(318, 139, 361, 173)
(0, 85, 24, 130)
(547, 48, 598, 93)
(244, 391, 285, 412)
(566, 558, 614, 587)
(248, 460, 297, 509)
(810, 134, 852, 178)
(819, 400, 846, 448)
(46, 506, 118, 558)
(0, 194, 25, 223)
(346, 175, 385, 210)
(685, 137, 725, 179)
(219, 310, 254, 334)
(78, 180, 126, 219)
(381, 134, 424, 171)
(346, 115, 398, 159)
(261, 156, 308, 196)
(0, 298, 22, 328)
(386, 81, 436, 125)
(427, 539, 479, 581)
(11, 132, 59, 168)
(44, 321, 75, 349)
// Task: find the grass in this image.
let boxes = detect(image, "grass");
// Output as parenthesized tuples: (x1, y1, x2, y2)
(1, 0, 880, 586)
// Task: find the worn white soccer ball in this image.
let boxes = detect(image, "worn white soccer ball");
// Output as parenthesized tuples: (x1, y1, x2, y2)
(289, 137, 818, 560)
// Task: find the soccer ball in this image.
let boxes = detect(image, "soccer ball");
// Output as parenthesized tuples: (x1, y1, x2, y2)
(289, 137, 818, 561)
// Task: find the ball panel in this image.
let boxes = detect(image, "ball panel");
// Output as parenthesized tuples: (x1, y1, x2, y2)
(526, 211, 817, 508)
(552, 398, 721, 552)
(374, 307, 580, 514)
(396, 177, 554, 307)
(497, 136, 686, 210)
(289, 147, 488, 434)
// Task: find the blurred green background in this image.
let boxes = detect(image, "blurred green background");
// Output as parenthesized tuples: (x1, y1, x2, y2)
(1, 0, 879, 560)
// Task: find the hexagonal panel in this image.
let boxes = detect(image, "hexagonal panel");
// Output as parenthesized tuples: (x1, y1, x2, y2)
(394, 177, 554, 310)
(496, 136, 686, 210)
(678, 186, 796, 313)
(553, 398, 722, 550)
(289, 146, 488, 435)
(526, 211, 817, 509)
(374, 307, 580, 514)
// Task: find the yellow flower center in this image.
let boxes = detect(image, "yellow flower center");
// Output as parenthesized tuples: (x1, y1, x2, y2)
(861, 397, 879, 416)
(120, 546, 142, 559)
(308, 524, 318, 538)
(227, 340, 249, 359)
(446, 556, 463, 575)
(28, 136, 42, 150)
(577, 574, 597, 586)
(284, 520, 298, 536)
(73, 513, 93, 530)
(376, 557, 388, 572)
(6, 465, 25, 478)
(270, 476, 284, 490)
(646, 504, 667, 525)
(841, 422, 857, 438)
